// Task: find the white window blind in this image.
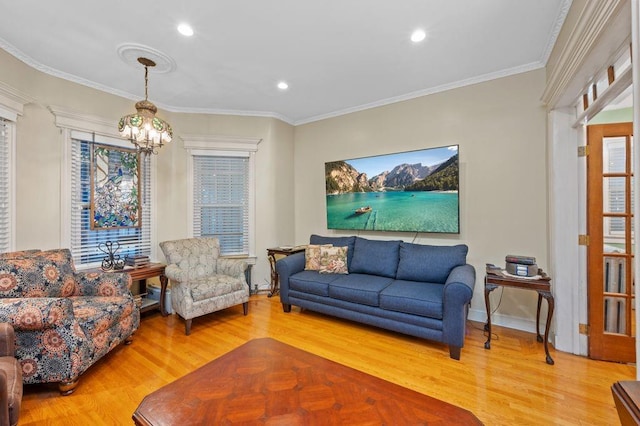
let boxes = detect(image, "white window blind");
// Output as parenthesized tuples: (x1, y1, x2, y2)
(193, 155, 249, 256)
(70, 139, 151, 266)
(0, 119, 10, 253)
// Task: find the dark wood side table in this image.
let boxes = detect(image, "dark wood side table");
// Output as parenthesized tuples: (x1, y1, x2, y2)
(612, 381, 640, 426)
(267, 247, 305, 297)
(90, 263, 168, 316)
(484, 267, 555, 365)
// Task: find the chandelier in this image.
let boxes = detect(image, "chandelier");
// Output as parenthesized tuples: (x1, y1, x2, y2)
(118, 57, 173, 155)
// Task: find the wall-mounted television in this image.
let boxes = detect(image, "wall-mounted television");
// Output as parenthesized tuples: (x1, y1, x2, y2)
(325, 145, 459, 234)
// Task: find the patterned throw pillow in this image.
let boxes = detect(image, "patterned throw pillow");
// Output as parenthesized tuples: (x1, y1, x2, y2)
(318, 246, 348, 274)
(304, 244, 332, 270)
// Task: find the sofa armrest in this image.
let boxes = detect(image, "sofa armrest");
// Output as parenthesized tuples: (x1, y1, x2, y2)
(444, 264, 476, 299)
(216, 258, 248, 280)
(275, 252, 305, 304)
(75, 271, 132, 297)
(0, 323, 14, 357)
(442, 264, 476, 348)
(0, 298, 75, 331)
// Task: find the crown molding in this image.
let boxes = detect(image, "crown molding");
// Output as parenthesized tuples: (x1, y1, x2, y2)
(542, 0, 627, 108)
(0, 81, 35, 121)
(540, 0, 574, 65)
(295, 61, 545, 125)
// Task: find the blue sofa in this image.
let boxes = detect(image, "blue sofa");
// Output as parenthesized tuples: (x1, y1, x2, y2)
(276, 235, 476, 359)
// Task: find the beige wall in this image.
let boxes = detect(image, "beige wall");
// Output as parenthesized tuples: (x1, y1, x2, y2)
(293, 69, 549, 323)
(2, 44, 551, 329)
(0, 48, 296, 289)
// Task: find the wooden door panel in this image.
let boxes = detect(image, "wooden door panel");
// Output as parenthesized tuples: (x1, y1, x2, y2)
(587, 123, 635, 363)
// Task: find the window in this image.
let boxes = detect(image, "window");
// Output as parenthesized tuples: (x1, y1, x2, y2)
(70, 138, 152, 266)
(0, 82, 30, 254)
(193, 155, 249, 255)
(184, 135, 259, 258)
(0, 119, 12, 253)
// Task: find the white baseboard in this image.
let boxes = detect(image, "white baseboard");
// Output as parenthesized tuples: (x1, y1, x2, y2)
(468, 307, 541, 335)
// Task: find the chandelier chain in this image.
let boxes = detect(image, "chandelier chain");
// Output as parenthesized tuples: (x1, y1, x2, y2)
(144, 65, 149, 101)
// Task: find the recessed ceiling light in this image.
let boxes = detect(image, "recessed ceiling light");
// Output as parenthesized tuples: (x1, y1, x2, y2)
(277, 81, 289, 90)
(411, 29, 427, 43)
(177, 23, 194, 37)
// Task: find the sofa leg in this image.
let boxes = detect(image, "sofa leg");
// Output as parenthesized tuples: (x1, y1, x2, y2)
(282, 303, 291, 313)
(59, 378, 79, 396)
(185, 319, 192, 336)
(243, 302, 249, 315)
(125, 335, 134, 345)
(449, 345, 461, 360)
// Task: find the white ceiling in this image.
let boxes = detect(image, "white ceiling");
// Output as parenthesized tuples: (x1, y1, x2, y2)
(0, 0, 572, 125)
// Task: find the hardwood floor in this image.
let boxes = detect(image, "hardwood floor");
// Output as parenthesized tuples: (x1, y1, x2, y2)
(20, 295, 634, 425)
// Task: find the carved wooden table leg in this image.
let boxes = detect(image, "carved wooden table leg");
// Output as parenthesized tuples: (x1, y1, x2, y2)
(484, 281, 498, 350)
(267, 252, 278, 297)
(536, 293, 543, 342)
(540, 290, 555, 365)
(159, 273, 168, 316)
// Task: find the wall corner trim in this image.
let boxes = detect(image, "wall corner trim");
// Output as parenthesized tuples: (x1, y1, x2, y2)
(542, 0, 627, 108)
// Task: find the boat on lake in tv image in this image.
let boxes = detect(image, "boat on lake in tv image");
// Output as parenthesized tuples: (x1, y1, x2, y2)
(325, 145, 459, 233)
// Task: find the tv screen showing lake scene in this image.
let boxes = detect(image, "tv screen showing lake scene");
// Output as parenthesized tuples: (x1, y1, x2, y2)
(325, 145, 459, 233)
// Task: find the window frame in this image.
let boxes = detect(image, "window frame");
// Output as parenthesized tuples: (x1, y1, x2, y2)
(183, 134, 259, 262)
(0, 83, 33, 253)
(50, 105, 158, 268)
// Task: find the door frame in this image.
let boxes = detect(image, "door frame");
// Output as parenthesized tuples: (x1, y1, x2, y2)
(545, 0, 635, 361)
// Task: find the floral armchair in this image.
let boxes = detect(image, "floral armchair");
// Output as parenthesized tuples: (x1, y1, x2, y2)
(0, 249, 140, 395)
(160, 237, 249, 335)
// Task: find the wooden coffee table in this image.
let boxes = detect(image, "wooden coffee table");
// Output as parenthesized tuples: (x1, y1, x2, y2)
(133, 338, 482, 425)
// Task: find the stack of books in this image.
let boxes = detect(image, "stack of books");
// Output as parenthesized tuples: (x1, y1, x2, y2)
(125, 255, 150, 268)
(505, 254, 538, 277)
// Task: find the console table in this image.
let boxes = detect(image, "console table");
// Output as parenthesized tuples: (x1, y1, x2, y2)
(267, 247, 305, 297)
(484, 267, 555, 365)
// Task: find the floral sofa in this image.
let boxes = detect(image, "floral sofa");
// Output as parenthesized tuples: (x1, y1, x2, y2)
(276, 235, 476, 360)
(0, 249, 140, 394)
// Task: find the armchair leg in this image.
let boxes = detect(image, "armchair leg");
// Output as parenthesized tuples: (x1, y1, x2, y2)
(243, 302, 248, 315)
(185, 319, 192, 336)
(59, 378, 79, 396)
(125, 335, 134, 345)
(282, 303, 291, 313)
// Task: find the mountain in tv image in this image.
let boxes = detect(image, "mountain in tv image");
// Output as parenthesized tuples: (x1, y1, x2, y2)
(325, 154, 458, 194)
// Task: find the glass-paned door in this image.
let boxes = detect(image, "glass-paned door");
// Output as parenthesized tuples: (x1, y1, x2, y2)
(587, 122, 635, 363)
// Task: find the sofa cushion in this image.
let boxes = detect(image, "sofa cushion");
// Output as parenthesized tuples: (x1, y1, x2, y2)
(71, 296, 136, 338)
(290, 271, 341, 297)
(328, 274, 394, 306)
(379, 280, 444, 319)
(309, 235, 356, 270)
(189, 275, 246, 302)
(349, 237, 401, 278)
(396, 243, 468, 284)
(304, 244, 329, 271)
(318, 246, 349, 274)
